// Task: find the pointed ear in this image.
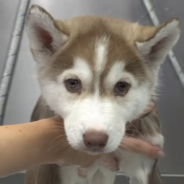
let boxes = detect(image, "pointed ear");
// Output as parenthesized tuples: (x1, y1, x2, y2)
(26, 5, 68, 63)
(136, 18, 181, 70)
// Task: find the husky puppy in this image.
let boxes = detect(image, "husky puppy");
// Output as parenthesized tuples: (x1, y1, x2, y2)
(25, 5, 180, 184)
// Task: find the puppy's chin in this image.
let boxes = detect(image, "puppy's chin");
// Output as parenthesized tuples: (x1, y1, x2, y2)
(85, 150, 103, 155)
(77, 145, 119, 155)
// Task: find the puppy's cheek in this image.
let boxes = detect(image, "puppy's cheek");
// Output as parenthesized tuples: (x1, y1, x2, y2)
(64, 116, 85, 150)
(105, 122, 126, 152)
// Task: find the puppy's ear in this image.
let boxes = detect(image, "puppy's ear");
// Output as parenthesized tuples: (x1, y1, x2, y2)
(136, 18, 180, 70)
(26, 5, 68, 64)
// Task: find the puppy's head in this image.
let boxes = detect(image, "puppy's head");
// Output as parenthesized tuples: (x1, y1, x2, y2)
(26, 5, 180, 154)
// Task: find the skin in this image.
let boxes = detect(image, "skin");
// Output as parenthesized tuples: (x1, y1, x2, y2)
(0, 102, 163, 178)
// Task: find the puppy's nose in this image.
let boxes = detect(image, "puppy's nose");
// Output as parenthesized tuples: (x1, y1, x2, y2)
(83, 130, 108, 150)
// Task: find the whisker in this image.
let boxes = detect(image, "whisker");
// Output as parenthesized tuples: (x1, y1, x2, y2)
(125, 129, 144, 138)
(125, 124, 144, 137)
(48, 127, 64, 131)
(125, 128, 141, 134)
(49, 135, 67, 151)
(50, 139, 68, 150)
(52, 142, 70, 153)
(50, 139, 70, 152)
(126, 122, 140, 131)
(50, 138, 68, 148)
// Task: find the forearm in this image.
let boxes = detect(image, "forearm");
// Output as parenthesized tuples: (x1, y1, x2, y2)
(0, 118, 63, 177)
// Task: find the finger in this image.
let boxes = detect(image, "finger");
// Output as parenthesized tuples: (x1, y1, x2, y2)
(142, 101, 155, 115)
(56, 160, 91, 178)
(77, 161, 94, 178)
(52, 115, 64, 122)
(78, 167, 88, 178)
(121, 137, 164, 159)
(99, 154, 119, 172)
(121, 137, 163, 159)
(139, 101, 155, 118)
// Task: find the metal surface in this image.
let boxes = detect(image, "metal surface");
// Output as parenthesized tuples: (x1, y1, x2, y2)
(1, 0, 184, 183)
(0, 0, 20, 78)
(0, 174, 25, 184)
(151, 0, 184, 72)
(0, 0, 30, 125)
(1, 174, 184, 184)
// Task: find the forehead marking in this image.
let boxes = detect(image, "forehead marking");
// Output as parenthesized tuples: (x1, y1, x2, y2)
(105, 61, 137, 88)
(73, 57, 93, 82)
(95, 36, 109, 73)
(94, 36, 109, 96)
(58, 57, 92, 86)
(106, 62, 125, 86)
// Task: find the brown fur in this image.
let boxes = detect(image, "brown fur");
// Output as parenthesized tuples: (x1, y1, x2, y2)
(38, 16, 160, 97)
(33, 11, 179, 101)
(44, 16, 159, 78)
(37, 15, 179, 97)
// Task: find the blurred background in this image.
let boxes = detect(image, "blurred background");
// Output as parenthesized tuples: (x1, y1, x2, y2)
(0, 0, 184, 183)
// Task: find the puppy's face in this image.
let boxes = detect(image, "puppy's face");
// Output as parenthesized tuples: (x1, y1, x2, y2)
(26, 5, 180, 154)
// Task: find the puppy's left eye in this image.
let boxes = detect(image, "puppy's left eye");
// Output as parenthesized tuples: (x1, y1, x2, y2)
(65, 79, 81, 93)
(114, 82, 130, 96)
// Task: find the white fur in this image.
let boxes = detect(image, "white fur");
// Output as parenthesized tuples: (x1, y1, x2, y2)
(58, 57, 93, 90)
(94, 36, 109, 96)
(60, 162, 116, 184)
(143, 134, 164, 148)
(95, 36, 109, 73)
(40, 56, 151, 153)
(105, 62, 137, 89)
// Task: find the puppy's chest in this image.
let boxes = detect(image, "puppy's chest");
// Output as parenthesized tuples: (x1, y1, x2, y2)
(58, 150, 131, 184)
(57, 141, 162, 184)
(58, 160, 117, 184)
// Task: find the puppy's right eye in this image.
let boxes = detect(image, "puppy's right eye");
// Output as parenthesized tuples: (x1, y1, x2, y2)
(114, 81, 130, 96)
(64, 79, 81, 93)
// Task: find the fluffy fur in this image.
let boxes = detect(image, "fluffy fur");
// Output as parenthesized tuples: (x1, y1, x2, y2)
(25, 5, 180, 184)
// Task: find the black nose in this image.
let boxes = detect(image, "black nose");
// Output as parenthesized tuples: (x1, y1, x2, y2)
(83, 130, 108, 150)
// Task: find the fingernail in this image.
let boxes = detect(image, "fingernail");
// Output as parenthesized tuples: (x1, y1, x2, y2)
(157, 151, 165, 158)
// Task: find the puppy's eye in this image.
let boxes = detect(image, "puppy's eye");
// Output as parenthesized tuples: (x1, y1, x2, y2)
(65, 79, 81, 93)
(114, 82, 130, 96)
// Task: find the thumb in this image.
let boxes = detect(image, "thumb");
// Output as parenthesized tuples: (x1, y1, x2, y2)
(120, 137, 164, 159)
